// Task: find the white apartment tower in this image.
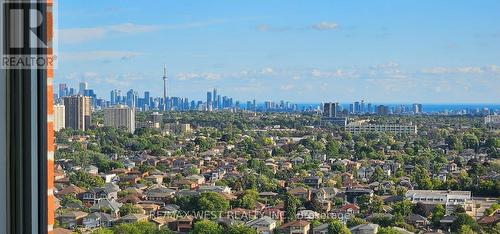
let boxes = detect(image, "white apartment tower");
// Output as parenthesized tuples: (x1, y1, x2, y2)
(54, 104, 65, 132)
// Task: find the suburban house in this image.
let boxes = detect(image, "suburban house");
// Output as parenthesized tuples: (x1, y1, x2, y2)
(245, 216, 277, 234)
(82, 212, 115, 229)
(279, 220, 311, 234)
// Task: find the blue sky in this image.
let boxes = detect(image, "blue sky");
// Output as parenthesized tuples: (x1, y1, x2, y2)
(56, 0, 500, 103)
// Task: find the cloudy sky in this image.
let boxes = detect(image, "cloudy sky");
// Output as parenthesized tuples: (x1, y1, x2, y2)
(56, 0, 500, 103)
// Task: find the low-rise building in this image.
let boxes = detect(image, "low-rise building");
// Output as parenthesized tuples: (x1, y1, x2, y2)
(405, 190, 474, 215)
(346, 121, 417, 135)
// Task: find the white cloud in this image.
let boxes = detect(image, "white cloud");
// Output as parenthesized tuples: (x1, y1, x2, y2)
(486, 65, 500, 73)
(64, 72, 145, 88)
(256, 22, 340, 32)
(456, 67, 483, 74)
(311, 68, 357, 79)
(420, 66, 484, 75)
(260, 67, 274, 75)
(420, 67, 451, 75)
(59, 27, 107, 44)
(255, 24, 290, 32)
(108, 23, 161, 33)
(280, 84, 294, 91)
(60, 51, 143, 61)
(311, 22, 339, 30)
(176, 72, 222, 81)
(60, 20, 225, 44)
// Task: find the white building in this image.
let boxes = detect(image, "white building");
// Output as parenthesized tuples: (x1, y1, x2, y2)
(54, 104, 65, 132)
(103, 105, 135, 133)
(485, 115, 500, 127)
(346, 121, 417, 135)
(405, 190, 474, 215)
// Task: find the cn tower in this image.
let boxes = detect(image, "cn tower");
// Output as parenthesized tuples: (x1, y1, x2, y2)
(163, 65, 168, 111)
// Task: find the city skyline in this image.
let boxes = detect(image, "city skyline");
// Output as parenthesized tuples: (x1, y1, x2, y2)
(56, 82, 500, 115)
(56, 0, 500, 103)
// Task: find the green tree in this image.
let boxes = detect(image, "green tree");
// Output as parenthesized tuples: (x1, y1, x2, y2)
(392, 200, 413, 217)
(112, 221, 172, 234)
(459, 225, 476, 234)
(119, 203, 142, 216)
(451, 213, 480, 233)
(60, 194, 83, 207)
(91, 228, 114, 234)
(346, 217, 367, 228)
(235, 189, 259, 209)
(370, 196, 384, 213)
(463, 133, 479, 150)
(197, 192, 230, 217)
(357, 195, 371, 213)
(325, 140, 340, 158)
(69, 171, 105, 189)
(412, 166, 433, 190)
(446, 135, 463, 151)
(431, 204, 445, 226)
(377, 227, 402, 234)
(371, 167, 387, 182)
(190, 220, 223, 234)
(413, 202, 428, 217)
(328, 220, 351, 234)
(227, 224, 257, 234)
(284, 192, 299, 222)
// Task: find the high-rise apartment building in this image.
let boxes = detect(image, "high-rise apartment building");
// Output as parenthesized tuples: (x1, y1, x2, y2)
(213, 88, 218, 108)
(58, 83, 68, 98)
(412, 103, 423, 114)
(354, 101, 360, 113)
(322, 102, 347, 126)
(54, 104, 65, 132)
(207, 91, 212, 104)
(78, 82, 88, 95)
(323, 102, 339, 118)
(104, 105, 136, 133)
(144, 91, 151, 108)
(63, 96, 92, 131)
(376, 105, 390, 115)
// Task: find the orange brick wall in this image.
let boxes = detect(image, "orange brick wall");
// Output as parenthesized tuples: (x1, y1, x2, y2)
(46, 0, 55, 233)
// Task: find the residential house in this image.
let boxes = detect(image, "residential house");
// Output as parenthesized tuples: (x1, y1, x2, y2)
(245, 216, 277, 234)
(119, 213, 149, 224)
(405, 213, 429, 228)
(316, 187, 339, 200)
(330, 203, 360, 222)
(350, 223, 380, 234)
(144, 185, 176, 202)
(85, 165, 99, 175)
(89, 198, 122, 218)
(144, 175, 164, 185)
(198, 185, 231, 194)
(304, 176, 322, 189)
(296, 210, 319, 220)
(172, 178, 198, 189)
(186, 174, 205, 185)
(344, 188, 373, 204)
(57, 211, 88, 229)
(81, 187, 118, 205)
(279, 220, 310, 234)
(169, 216, 194, 232)
(312, 223, 329, 234)
(83, 212, 115, 229)
(358, 167, 375, 181)
(55, 184, 85, 198)
(288, 187, 311, 201)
